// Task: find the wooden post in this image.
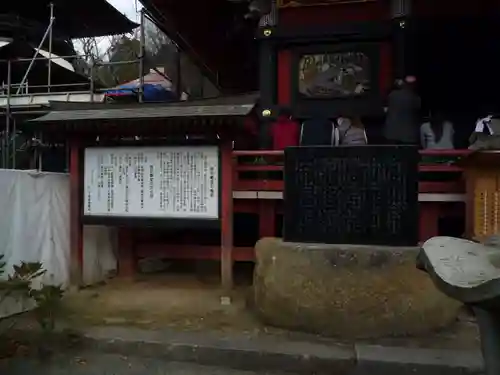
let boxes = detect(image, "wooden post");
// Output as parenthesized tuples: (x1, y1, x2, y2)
(465, 171, 475, 239)
(117, 227, 136, 278)
(419, 202, 440, 243)
(258, 32, 275, 149)
(259, 200, 276, 238)
(69, 140, 83, 287)
(220, 140, 234, 296)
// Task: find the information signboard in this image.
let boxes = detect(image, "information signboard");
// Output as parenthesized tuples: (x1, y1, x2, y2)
(283, 146, 419, 246)
(83, 146, 219, 220)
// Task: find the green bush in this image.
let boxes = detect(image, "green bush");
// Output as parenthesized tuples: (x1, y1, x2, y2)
(0, 254, 64, 333)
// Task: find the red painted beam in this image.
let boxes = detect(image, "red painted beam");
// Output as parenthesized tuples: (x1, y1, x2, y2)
(233, 150, 284, 157)
(136, 245, 255, 262)
(419, 165, 463, 172)
(418, 181, 464, 193)
(236, 165, 284, 172)
(233, 180, 464, 194)
(234, 199, 260, 213)
(233, 149, 471, 157)
(233, 180, 284, 191)
(235, 164, 463, 173)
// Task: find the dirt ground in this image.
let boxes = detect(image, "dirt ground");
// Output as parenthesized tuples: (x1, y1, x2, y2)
(63, 273, 263, 334)
(58, 269, 480, 351)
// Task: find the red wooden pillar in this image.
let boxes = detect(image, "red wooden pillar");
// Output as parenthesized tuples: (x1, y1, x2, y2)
(117, 228, 136, 278)
(465, 173, 475, 239)
(69, 140, 83, 286)
(419, 202, 440, 242)
(220, 140, 234, 292)
(258, 200, 276, 238)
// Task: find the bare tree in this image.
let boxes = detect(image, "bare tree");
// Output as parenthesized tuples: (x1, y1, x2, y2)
(71, 14, 217, 98)
(73, 34, 139, 87)
(143, 15, 172, 56)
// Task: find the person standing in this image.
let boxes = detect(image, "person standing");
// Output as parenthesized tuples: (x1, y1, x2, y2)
(383, 76, 421, 145)
(299, 115, 335, 146)
(270, 108, 300, 150)
(420, 111, 455, 149)
(336, 116, 368, 145)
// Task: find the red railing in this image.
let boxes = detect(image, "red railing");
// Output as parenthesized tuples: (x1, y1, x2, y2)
(233, 149, 472, 193)
(131, 149, 472, 266)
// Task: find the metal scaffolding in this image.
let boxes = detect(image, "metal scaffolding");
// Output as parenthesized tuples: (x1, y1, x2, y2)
(0, 3, 148, 170)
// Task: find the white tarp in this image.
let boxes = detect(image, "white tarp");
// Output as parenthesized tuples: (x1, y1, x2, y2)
(0, 170, 70, 286)
(0, 170, 117, 318)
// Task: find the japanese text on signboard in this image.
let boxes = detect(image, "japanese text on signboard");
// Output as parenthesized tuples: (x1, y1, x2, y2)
(84, 146, 219, 219)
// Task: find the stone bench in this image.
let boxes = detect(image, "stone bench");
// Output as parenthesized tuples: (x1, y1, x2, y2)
(417, 236, 500, 375)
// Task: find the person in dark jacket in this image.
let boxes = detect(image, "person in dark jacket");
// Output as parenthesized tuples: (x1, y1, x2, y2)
(383, 76, 421, 145)
(300, 116, 335, 146)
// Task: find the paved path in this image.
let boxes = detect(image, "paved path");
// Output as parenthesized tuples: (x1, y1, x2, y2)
(0, 352, 291, 375)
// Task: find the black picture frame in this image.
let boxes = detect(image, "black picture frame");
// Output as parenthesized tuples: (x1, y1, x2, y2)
(291, 42, 383, 119)
(80, 141, 222, 229)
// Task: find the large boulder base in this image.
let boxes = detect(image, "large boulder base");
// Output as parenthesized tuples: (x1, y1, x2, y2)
(253, 238, 460, 339)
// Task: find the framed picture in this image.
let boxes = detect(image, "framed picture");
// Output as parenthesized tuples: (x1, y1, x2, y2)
(291, 43, 381, 118)
(298, 50, 372, 99)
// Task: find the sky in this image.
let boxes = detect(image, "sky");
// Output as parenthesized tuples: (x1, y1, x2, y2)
(72, 0, 142, 56)
(107, 0, 142, 23)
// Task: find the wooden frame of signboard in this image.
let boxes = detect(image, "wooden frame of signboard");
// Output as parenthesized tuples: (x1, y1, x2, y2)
(43, 101, 253, 293)
(277, 0, 375, 8)
(80, 140, 222, 229)
(69, 136, 234, 292)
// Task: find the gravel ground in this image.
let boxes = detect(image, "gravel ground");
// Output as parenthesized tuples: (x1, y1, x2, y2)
(0, 352, 292, 375)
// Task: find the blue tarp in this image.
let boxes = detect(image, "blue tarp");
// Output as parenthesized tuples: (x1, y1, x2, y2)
(104, 82, 177, 102)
